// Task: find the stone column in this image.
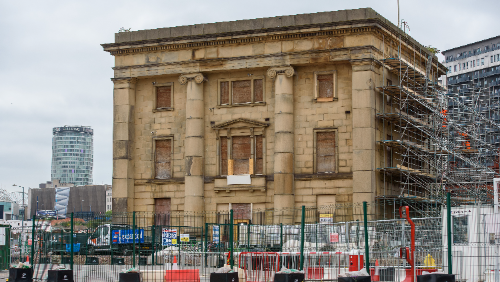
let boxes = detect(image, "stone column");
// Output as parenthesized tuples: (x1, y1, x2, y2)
(351, 61, 379, 204)
(268, 66, 295, 224)
(112, 78, 136, 213)
(179, 73, 206, 218)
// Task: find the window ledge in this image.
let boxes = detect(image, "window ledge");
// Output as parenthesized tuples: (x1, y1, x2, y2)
(313, 97, 338, 103)
(214, 176, 266, 193)
(217, 102, 266, 108)
(153, 107, 173, 112)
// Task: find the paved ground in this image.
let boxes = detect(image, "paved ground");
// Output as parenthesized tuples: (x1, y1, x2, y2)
(0, 270, 7, 280)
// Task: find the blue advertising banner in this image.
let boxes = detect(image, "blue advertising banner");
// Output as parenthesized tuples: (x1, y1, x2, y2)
(162, 229, 177, 246)
(213, 225, 220, 243)
(111, 229, 144, 244)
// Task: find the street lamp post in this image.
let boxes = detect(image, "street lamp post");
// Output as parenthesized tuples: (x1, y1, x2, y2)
(13, 184, 25, 263)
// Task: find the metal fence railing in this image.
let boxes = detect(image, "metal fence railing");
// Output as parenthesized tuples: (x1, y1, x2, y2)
(8, 197, 500, 282)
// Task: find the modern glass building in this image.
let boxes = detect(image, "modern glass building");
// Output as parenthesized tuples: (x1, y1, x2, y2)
(51, 126, 93, 186)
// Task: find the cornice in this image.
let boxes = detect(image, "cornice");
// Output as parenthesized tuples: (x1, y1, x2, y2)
(105, 25, 379, 56)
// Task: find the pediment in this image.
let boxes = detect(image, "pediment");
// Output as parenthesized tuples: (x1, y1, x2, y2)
(212, 118, 269, 129)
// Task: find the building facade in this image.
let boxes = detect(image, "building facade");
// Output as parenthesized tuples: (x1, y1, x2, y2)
(102, 8, 445, 221)
(51, 126, 94, 186)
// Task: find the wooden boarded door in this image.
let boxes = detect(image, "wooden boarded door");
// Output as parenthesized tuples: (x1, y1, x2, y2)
(155, 198, 171, 226)
(232, 204, 251, 243)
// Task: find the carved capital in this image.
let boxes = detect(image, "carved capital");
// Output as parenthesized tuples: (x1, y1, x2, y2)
(179, 73, 206, 85)
(267, 66, 294, 79)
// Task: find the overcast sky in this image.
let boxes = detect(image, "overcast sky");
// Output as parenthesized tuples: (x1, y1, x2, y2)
(1, 0, 498, 195)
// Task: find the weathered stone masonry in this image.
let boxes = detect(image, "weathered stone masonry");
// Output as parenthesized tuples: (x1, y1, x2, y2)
(103, 8, 445, 222)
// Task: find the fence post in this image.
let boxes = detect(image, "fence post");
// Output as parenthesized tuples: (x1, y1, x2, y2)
(133, 211, 136, 268)
(280, 223, 283, 252)
(31, 215, 35, 265)
(300, 206, 305, 271)
(247, 223, 250, 252)
(363, 202, 370, 271)
(152, 224, 156, 266)
(70, 213, 74, 270)
(229, 209, 234, 269)
(447, 192, 452, 274)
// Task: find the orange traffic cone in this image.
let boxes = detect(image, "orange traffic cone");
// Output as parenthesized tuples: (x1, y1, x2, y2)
(172, 255, 178, 270)
(373, 259, 380, 281)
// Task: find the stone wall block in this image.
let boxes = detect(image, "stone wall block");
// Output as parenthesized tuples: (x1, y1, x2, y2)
(113, 159, 133, 179)
(353, 171, 375, 193)
(114, 123, 132, 141)
(352, 89, 375, 109)
(274, 132, 294, 153)
(274, 153, 294, 174)
(275, 113, 294, 132)
(353, 128, 375, 150)
(186, 100, 204, 119)
(264, 17, 282, 29)
(311, 12, 334, 24)
(274, 173, 294, 195)
(185, 137, 204, 156)
(352, 150, 375, 171)
(275, 75, 293, 95)
(113, 140, 129, 159)
(185, 176, 204, 196)
(114, 105, 131, 123)
(274, 94, 294, 113)
(352, 108, 375, 128)
(186, 118, 204, 137)
(185, 156, 204, 176)
(351, 70, 375, 91)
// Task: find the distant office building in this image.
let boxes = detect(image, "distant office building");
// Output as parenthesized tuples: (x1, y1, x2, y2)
(51, 126, 93, 186)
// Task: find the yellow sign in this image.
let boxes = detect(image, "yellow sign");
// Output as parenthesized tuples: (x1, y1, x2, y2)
(180, 234, 190, 242)
(320, 214, 333, 218)
(171, 239, 177, 245)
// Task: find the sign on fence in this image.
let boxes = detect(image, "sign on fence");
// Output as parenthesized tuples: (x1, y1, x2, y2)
(330, 233, 339, 243)
(213, 225, 220, 243)
(320, 214, 333, 224)
(162, 229, 177, 246)
(180, 234, 190, 242)
(111, 229, 145, 244)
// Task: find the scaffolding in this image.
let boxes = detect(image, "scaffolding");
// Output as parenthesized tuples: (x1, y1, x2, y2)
(377, 43, 500, 218)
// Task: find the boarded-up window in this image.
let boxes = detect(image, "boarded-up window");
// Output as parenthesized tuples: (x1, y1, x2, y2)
(316, 131, 336, 173)
(220, 81, 229, 105)
(254, 79, 263, 102)
(232, 136, 251, 175)
(232, 203, 252, 220)
(155, 139, 171, 179)
(317, 74, 334, 98)
(156, 86, 171, 108)
(154, 198, 171, 226)
(232, 80, 251, 104)
(255, 135, 263, 174)
(220, 137, 228, 175)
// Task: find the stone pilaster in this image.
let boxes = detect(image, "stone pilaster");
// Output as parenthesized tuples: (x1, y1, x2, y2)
(179, 73, 206, 216)
(268, 66, 295, 223)
(112, 78, 136, 213)
(351, 61, 379, 204)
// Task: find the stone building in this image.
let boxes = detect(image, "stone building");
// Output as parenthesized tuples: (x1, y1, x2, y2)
(102, 8, 446, 222)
